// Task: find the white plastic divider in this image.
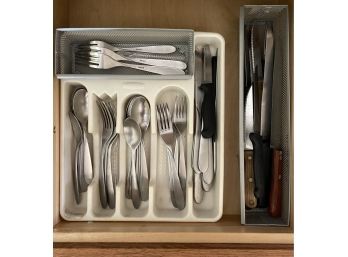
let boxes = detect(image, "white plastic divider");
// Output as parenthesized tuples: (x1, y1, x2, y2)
(59, 32, 225, 222)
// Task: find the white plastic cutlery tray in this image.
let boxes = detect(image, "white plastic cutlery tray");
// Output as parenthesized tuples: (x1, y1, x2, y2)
(59, 32, 225, 222)
(239, 5, 291, 226)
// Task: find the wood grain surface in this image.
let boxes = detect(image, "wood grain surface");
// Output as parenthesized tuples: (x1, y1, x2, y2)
(54, 243, 293, 257)
(54, 215, 293, 244)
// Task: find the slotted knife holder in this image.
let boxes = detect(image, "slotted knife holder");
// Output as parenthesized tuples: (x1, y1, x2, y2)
(239, 5, 291, 226)
(57, 29, 225, 222)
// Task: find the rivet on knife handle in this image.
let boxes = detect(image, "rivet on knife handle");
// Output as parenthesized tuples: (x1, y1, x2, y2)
(244, 150, 257, 208)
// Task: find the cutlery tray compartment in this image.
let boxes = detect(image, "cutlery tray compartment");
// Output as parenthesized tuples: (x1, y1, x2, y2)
(239, 5, 291, 226)
(55, 28, 194, 77)
(59, 32, 225, 222)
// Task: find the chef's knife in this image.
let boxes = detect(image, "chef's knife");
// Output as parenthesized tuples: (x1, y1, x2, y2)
(249, 25, 268, 208)
(262, 24, 283, 217)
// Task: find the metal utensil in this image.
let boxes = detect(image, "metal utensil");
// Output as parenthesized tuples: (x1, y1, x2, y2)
(123, 118, 142, 209)
(69, 112, 82, 204)
(85, 47, 187, 70)
(128, 96, 151, 201)
(76, 53, 185, 75)
(101, 96, 118, 209)
(156, 103, 185, 210)
(173, 95, 187, 197)
(72, 88, 93, 186)
(192, 49, 204, 203)
(87, 40, 176, 54)
(96, 98, 114, 209)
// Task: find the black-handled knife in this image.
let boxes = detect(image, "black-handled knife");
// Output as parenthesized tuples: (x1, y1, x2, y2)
(200, 47, 217, 139)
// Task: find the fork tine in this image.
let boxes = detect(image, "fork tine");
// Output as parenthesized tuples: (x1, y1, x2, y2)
(156, 105, 163, 131)
(174, 95, 178, 118)
(100, 100, 110, 128)
(181, 96, 186, 119)
(165, 103, 172, 130)
(96, 99, 107, 128)
(159, 104, 167, 130)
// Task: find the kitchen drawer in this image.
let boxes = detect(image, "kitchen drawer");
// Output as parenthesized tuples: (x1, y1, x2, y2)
(53, 0, 293, 244)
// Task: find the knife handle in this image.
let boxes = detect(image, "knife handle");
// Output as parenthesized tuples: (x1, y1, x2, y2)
(200, 56, 217, 139)
(200, 83, 216, 138)
(244, 150, 257, 209)
(268, 150, 283, 217)
(249, 133, 271, 208)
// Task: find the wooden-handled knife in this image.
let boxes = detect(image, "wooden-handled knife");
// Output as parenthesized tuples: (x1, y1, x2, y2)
(268, 149, 282, 217)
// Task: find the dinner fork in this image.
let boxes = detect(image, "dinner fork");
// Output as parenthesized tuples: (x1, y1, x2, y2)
(75, 53, 185, 75)
(173, 95, 187, 196)
(86, 40, 176, 54)
(156, 103, 185, 210)
(85, 47, 187, 70)
(96, 98, 114, 209)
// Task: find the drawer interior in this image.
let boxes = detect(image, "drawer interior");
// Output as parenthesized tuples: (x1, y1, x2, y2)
(53, 0, 293, 243)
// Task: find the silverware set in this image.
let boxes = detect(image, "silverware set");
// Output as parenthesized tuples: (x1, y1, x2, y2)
(69, 88, 93, 204)
(75, 40, 187, 75)
(156, 96, 187, 210)
(124, 95, 151, 208)
(96, 95, 119, 209)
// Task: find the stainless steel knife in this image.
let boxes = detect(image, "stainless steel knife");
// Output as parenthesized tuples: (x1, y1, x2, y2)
(192, 49, 204, 203)
(249, 24, 275, 208)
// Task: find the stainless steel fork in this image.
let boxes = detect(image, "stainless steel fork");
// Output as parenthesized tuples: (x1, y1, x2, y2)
(87, 40, 176, 54)
(87, 47, 187, 70)
(156, 103, 185, 210)
(76, 52, 185, 75)
(173, 96, 187, 198)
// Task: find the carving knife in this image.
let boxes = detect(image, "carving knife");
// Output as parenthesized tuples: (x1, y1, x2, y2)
(263, 24, 283, 217)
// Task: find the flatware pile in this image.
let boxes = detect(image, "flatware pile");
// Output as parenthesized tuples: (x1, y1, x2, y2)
(96, 95, 119, 209)
(69, 88, 93, 204)
(156, 95, 187, 210)
(124, 95, 151, 208)
(75, 40, 187, 75)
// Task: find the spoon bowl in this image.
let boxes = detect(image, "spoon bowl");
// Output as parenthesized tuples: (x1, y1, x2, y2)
(72, 88, 88, 128)
(123, 118, 142, 149)
(129, 96, 151, 135)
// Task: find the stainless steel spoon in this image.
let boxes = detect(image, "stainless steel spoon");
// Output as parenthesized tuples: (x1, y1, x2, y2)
(129, 96, 150, 201)
(123, 118, 142, 209)
(72, 88, 93, 186)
